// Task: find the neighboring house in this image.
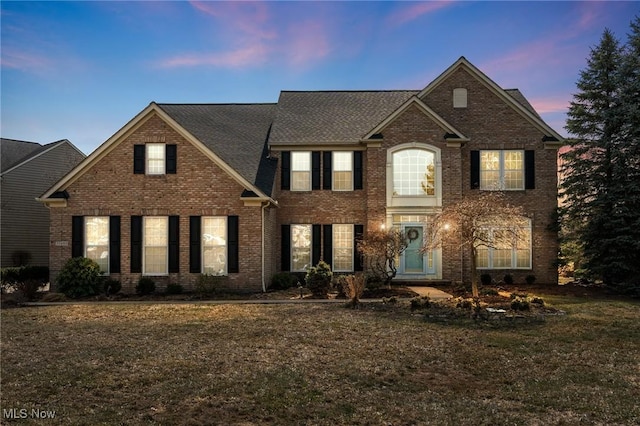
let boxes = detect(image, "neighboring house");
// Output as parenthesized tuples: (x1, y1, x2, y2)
(39, 57, 563, 293)
(1, 138, 85, 268)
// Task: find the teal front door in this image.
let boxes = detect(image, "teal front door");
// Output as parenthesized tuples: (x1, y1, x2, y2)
(403, 225, 424, 274)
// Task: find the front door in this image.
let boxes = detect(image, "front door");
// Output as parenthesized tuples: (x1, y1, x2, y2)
(403, 225, 424, 273)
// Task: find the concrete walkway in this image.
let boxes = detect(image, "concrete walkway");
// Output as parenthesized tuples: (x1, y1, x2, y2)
(407, 286, 453, 300)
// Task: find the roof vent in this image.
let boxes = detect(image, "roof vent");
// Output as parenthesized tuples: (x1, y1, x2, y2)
(453, 88, 467, 108)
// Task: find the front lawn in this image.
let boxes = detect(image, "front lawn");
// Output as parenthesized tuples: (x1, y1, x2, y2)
(1, 293, 638, 425)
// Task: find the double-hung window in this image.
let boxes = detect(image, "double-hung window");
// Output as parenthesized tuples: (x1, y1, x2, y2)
(291, 224, 312, 271)
(291, 152, 311, 191)
(333, 224, 354, 272)
(144, 217, 168, 275)
(85, 216, 109, 273)
(146, 143, 166, 175)
(476, 220, 532, 269)
(480, 150, 524, 190)
(332, 152, 353, 191)
(202, 217, 227, 275)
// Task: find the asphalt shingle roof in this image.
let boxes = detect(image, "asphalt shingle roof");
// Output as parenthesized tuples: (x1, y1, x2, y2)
(157, 103, 277, 197)
(1, 138, 43, 172)
(269, 91, 418, 145)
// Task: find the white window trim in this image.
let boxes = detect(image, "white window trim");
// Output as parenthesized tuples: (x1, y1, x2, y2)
(291, 151, 312, 192)
(84, 216, 109, 275)
(142, 216, 168, 276)
(480, 150, 525, 191)
(386, 143, 442, 208)
(202, 216, 228, 276)
(332, 224, 354, 273)
(146, 143, 166, 176)
(476, 220, 532, 270)
(332, 151, 354, 192)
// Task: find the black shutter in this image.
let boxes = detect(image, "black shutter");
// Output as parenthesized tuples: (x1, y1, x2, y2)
(281, 225, 291, 271)
(312, 151, 321, 190)
(109, 216, 121, 273)
(323, 151, 332, 190)
(354, 151, 363, 190)
(470, 150, 480, 189)
(189, 216, 201, 273)
(168, 216, 179, 273)
(134, 145, 145, 174)
(525, 150, 535, 189)
(166, 144, 177, 174)
(323, 224, 333, 269)
(228, 216, 239, 273)
(72, 216, 84, 258)
(281, 151, 291, 190)
(312, 224, 321, 266)
(354, 224, 364, 271)
(130, 216, 142, 273)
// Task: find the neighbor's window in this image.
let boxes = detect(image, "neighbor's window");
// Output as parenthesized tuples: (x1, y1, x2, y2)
(146, 143, 166, 175)
(291, 224, 311, 271)
(202, 217, 227, 275)
(393, 149, 436, 196)
(144, 216, 168, 275)
(476, 221, 531, 269)
(480, 150, 524, 190)
(333, 224, 354, 272)
(291, 152, 311, 191)
(85, 216, 109, 274)
(333, 152, 353, 191)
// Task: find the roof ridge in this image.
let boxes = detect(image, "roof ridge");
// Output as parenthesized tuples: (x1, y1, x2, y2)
(280, 89, 418, 93)
(157, 102, 277, 106)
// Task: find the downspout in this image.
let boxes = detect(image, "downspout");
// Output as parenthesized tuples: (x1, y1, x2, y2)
(261, 201, 271, 293)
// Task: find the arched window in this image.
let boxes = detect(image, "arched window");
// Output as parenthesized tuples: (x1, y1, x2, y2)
(392, 149, 436, 196)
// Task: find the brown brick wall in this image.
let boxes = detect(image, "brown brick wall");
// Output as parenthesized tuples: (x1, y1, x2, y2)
(49, 113, 269, 293)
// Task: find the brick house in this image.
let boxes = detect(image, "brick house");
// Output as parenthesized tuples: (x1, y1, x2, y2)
(39, 57, 563, 293)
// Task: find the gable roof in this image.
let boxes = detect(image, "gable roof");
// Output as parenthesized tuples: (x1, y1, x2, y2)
(419, 56, 563, 141)
(362, 95, 470, 142)
(157, 103, 277, 197)
(39, 103, 277, 204)
(1, 138, 84, 176)
(269, 91, 416, 146)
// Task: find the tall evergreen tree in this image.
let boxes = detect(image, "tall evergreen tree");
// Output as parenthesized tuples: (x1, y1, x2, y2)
(561, 21, 640, 287)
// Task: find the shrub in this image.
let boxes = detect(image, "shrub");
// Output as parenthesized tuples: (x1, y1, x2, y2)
(103, 279, 122, 295)
(531, 296, 545, 306)
(195, 274, 223, 296)
(270, 272, 299, 290)
(166, 282, 184, 295)
(1, 266, 49, 300)
(525, 274, 537, 285)
(480, 273, 492, 286)
(136, 277, 156, 295)
(481, 288, 499, 296)
(410, 296, 431, 311)
(341, 274, 366, 307)
(511, 296, 531, 311)
(305, 261, 333, 298)
(365, 273, 384, 290)
(503, 274, 514, 285)
(56, 258, 102, 299)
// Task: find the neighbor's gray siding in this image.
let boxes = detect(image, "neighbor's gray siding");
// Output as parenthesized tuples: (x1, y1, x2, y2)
(1, 143, 84, 268)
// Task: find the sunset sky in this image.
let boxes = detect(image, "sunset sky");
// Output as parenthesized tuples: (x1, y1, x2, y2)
(2, 1, 638, 154)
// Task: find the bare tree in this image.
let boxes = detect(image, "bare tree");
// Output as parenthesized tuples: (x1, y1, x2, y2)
(424, 192, 529, 297)
(357, 228, 409, 287)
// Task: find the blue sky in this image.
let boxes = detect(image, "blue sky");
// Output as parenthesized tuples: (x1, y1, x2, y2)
(1, 1, 638, 155)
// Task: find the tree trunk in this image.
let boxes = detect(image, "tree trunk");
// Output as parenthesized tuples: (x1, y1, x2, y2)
(470, 246, 479, 298)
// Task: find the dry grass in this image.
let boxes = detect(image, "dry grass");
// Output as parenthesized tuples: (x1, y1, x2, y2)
(1, 294, 639, 425)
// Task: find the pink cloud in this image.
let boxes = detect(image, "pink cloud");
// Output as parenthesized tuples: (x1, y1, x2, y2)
(0, 47, 52, 72)
(386, 1, 454, 27)
(160, 43, 271, 69)
(284, 20, 332, 68)
(190, 0, 276, 41)
(530, 97, 571, 115)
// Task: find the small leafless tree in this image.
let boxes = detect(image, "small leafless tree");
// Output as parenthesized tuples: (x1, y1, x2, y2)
(424, 192, 529, 297)
(357, 228, 409, 287)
